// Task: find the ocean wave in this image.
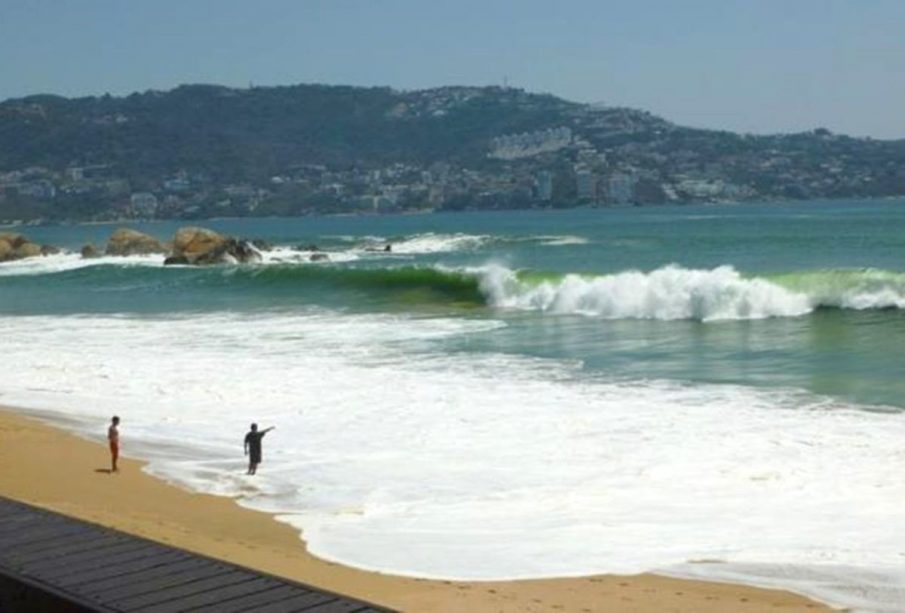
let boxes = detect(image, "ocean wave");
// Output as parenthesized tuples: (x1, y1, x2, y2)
(767, 268, 905, 310)
(3, 254, 904, 319)
(480, 265, 905, 320)
(381, 233, 492, 254)
(0, 252, 163, 277)
(334, 232, 588, 254)
(232, 263, 905, 318)
(479, 265, 813, 321)
(353, 232, 589, 254)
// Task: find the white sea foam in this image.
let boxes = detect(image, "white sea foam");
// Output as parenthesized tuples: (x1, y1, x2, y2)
(780, 268, 905, 311)
(353, 233, 587, 254)
(382, 233, 492, 254)
(533, 234, 589, 246)
(260, 246, 360, 264)
(477, 264, 814, 321)
(0, 252, 164, 276)
(1, 311, 903, 611)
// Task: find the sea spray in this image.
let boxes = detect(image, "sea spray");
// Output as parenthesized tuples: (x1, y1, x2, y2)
(768, 268, 905, 310)
(478, 264, 813, 320)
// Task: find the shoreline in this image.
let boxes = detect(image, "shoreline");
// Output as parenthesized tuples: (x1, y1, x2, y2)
(0, 406, 832, 612)
(3, 195, 903, 231)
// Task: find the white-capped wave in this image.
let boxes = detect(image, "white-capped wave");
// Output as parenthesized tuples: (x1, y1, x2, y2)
(772, 268, 905, 311)
(381, 233, 491, 254)
(533, 234, 589, 246)
(477, 264, 813, 321)
(355, 233, 588, 254)
(1, 311, 903, 612)
(260, 246, 360, 264)
(0, 252, 164, 277)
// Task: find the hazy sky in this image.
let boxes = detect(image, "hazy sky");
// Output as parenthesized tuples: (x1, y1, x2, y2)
(2, 0, 904, 138)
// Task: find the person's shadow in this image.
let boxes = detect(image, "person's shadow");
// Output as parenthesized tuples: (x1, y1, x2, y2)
(94, 468, 113, 474)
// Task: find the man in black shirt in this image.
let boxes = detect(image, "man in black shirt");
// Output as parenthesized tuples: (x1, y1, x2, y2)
(244, 423, 275, 475)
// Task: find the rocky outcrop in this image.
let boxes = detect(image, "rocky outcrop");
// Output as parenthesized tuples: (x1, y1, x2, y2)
(0, 233, 56, 262)
(166, 227, 262, 266)
(80, 244, 101, 259)
(105, 228, 166, 256)
(172, 227, 228, 261)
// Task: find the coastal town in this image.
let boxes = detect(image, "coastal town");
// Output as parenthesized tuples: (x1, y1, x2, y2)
(2, 84, 904, 225)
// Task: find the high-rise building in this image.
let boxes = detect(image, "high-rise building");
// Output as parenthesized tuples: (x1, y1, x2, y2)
(535, 171, 553, 201)
(576, 168, 595, 201)
(606, 173, 635, 205)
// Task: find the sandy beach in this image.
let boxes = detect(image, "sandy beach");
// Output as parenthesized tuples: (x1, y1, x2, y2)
(0, 407, 831, 612)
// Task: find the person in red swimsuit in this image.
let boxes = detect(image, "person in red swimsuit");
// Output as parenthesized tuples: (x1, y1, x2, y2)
(108, 416, 120, 473)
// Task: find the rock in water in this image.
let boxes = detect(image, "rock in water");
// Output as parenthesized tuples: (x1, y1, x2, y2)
(0, 233, 27, 250)
(0, 233, 56, 262)
(172, 227, 228, 261)
(106, 228, 166, 256)
(14, 243, 43, 258)
(163, 255, 190, 266)
(170, 227, 262, 265)
(80, 244, 101, 259)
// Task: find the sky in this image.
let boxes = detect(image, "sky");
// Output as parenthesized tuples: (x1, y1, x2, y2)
(2, 0, 904, 138)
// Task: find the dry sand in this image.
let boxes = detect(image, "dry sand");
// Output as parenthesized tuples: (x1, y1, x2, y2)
(0, 407, 832, 612)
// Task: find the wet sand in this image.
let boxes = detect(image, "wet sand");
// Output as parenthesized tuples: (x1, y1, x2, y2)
(0, 407, 832, 612)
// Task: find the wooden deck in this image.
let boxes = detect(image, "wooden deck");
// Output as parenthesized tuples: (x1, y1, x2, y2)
(0, 496, 389, 612)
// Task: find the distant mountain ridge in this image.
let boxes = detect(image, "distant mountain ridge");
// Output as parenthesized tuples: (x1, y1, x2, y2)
(1, 83, 904, 222)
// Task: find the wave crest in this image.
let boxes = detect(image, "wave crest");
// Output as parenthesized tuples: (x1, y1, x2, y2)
(769, 268, 905, 310)
(479, 265, 813, 321)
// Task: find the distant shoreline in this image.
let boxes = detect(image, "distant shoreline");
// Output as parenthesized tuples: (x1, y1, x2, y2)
(2, 194, 902, 231)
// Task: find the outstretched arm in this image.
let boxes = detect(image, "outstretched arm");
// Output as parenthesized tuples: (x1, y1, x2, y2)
(263, 426, 275, 435)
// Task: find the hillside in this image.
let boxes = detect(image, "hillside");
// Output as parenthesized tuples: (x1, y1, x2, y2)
(1, 83, 904, 222)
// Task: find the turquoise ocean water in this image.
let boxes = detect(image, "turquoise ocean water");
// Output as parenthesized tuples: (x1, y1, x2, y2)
(4, 199, 905, 408)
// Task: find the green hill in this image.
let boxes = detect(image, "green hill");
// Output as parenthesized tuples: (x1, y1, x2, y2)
(1, 83, 904, 221)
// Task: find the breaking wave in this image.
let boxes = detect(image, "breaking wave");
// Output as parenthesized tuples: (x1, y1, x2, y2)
(336, 232, 588, 254)
(3, 256, 904, 320)
(479, 265, 905, 320)
(479, 265, 813, 321)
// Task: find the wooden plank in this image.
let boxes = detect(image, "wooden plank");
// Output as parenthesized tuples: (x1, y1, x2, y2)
(0, 522, 90, 547)
(8, 529, 126, 559)
(0, 521, 88, 548)
(251, 593, 342, 613)
(53, 549, 187, 587)
(135, 576, 283, 613)
(88, 564, 235, 604)
(0, 512, 67, 534)
(109, 571, 257, 610)
(186, 584, 310, 613)
(300, 600, 375, 612)
(21, 540, 151, 574)
(63, 557, 209, 596)
(0, 496, 388, 613)
(8, 533, 126, 565)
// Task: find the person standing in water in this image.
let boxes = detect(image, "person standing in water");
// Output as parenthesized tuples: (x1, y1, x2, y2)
(108, 416, 120, 473)
(244, 423, 274, 475)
